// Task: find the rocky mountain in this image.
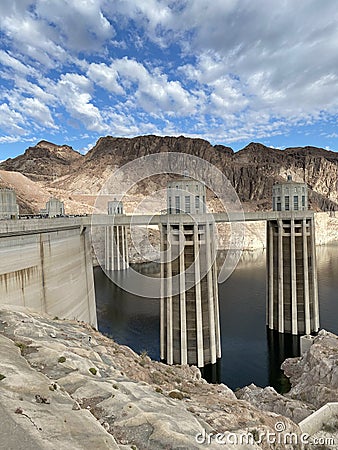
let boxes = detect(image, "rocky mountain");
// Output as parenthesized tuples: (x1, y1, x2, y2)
(1, 135, 338, 213)
(0, 170, 51, 214)
(0, 140, 83, 182)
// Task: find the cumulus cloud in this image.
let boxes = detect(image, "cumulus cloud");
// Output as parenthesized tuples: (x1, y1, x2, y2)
(35, 0, 114, 52)
(108, 0, 338, 119)
(0, 103, 26, 134)
(87, 63, 125, 95)
(0, 8, 67, 68)
(0, 50, 34, 75)
(18, 97, 56, 129)
(52, 73, 109, 132)
(0, 0, 115, 68)
(109, 58, 197, 115)
(0, 0, 338, 151)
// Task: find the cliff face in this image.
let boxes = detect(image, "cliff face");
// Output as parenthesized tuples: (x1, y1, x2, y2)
(82, 137, 338, 210)
(1, 135, 338, 214)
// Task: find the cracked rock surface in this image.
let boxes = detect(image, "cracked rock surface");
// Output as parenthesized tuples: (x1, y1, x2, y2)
(0, 306, 312, 449)
(282, 330, 338, 409)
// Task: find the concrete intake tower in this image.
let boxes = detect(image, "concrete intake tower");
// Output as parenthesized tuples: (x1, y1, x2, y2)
(267, 176, 319, 335)
(160, 178, 221, 367)
(105, 200, 129, 271)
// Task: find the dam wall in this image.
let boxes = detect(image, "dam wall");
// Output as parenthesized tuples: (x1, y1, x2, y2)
(0, 223, 97, 328)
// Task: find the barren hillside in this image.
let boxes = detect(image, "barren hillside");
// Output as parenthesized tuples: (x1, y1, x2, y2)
(1, 136, 337, 214)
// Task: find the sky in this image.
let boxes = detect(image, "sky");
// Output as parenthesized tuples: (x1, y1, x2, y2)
(0, 0, 338, 160)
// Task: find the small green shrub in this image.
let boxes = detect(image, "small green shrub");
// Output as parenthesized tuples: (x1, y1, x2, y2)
(15, 342, 27, 354)
(139, 349, 149, 367)
(113, 384, 119, 389)
(322, 422, 338, 433)
(0, 374, 6, 381)
(140, 350, 148, 359)
(58, 356, 66, 363)
(89, 367, 97, 375)
(168, 390, 184, 400)
(250, 429, 260, 442)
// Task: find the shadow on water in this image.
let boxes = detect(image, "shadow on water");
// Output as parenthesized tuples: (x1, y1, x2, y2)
(267, 329, 300, 394)
(200, 360, 222, 384)
(94, 243, 338, 393)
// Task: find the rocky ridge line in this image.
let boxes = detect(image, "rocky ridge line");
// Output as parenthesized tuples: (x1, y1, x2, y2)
(1, 136, 338, 213)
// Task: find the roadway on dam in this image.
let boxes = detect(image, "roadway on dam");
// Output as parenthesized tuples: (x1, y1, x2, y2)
(0, 210, 314, 236)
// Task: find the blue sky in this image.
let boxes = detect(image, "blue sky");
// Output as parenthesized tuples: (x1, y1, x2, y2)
(0, 0, 337, 160)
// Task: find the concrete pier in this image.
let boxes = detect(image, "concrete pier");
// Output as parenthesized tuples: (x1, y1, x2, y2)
(105, 200, 129, 271)
(267, 177, 319, 335)
(160, 179, 221, 367)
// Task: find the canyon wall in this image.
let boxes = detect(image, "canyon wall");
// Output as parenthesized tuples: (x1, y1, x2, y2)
(219, 212, 338, 251)
(1, 137, 338, 215)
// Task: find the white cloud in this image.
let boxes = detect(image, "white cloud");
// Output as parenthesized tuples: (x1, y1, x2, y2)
(110, 0, 338, 121)
(0, 0, 115, 69)
(52, 73, 109, 132)
(1, 12, 67, 68)
(104, 0, 172, 43)
(0, 0, 338, 150)
(0, 135, 37, 145)
(110, 58, 197, 115)
(10, 76, 56, 104)
(18, 97, 57, 129)
(87, 63, 125, 95)
(79, 141, 97, 154)
(35, 0, 114, 52)
(0, 103, 25, 134)
(0, 50, 34, 75)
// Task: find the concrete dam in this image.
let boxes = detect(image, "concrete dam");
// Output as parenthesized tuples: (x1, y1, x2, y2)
(0, 174, 320, 369)
(0, 219, 97, 328)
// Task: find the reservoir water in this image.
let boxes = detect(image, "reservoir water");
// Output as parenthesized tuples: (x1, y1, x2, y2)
(94, 243, 338, 392)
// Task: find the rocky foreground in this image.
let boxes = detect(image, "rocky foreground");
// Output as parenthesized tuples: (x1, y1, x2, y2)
(0, 306, 338, 450)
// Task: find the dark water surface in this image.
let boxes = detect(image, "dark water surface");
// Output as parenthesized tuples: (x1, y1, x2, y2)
(94, 243, 338, 392)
